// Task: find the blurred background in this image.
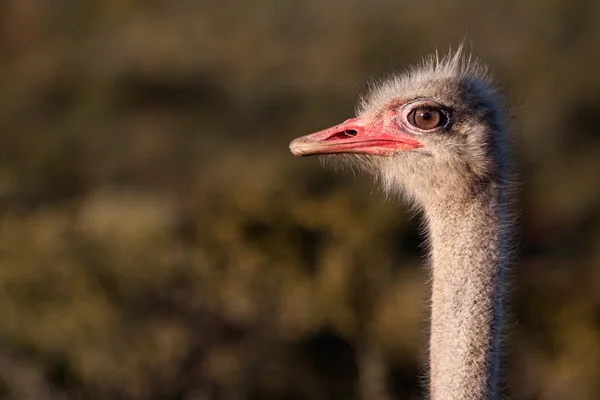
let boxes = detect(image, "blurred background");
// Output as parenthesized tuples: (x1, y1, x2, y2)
(0, 0, 599, 399)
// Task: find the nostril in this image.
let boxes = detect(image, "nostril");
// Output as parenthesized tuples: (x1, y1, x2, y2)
(324, 129, 359, 141)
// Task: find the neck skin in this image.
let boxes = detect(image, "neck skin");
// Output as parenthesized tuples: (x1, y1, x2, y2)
(424, 187, 506, 400)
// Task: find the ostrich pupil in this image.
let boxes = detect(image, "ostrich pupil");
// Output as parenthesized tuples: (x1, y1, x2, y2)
(415, 108, 441, 129)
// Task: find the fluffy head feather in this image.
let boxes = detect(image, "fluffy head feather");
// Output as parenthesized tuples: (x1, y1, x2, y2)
(331, 46, 508, 209)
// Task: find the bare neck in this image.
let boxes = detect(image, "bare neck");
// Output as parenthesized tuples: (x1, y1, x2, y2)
(424, 188, 507, 400)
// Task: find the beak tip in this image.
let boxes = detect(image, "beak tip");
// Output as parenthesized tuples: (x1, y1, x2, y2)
(289, 138, 306, 156)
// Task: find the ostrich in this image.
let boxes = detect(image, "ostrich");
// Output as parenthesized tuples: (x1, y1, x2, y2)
(289, 49, 512, 400)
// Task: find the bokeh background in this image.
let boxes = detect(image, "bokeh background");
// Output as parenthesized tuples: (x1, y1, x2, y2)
(1, 0, 599, 399)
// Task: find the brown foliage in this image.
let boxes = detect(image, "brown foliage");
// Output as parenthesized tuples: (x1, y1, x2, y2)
(0, 0, 599, 399)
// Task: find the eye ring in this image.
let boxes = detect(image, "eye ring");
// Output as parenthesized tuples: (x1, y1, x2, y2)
(406, 107, 448, 131)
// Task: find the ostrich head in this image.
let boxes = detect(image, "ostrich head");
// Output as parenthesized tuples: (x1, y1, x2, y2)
(289, 50, 506, 207)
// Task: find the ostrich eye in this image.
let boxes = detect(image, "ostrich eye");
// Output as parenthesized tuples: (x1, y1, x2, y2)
(407, 108, 446, 131)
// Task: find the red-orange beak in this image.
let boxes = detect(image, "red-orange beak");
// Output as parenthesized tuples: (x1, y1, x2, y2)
(289, 115, 422, 157)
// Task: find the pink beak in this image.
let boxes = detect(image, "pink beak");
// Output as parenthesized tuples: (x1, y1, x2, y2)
(289, 114, 422, 157)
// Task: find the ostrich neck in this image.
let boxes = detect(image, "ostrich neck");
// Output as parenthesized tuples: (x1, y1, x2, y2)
(425, 188, 506, 400)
